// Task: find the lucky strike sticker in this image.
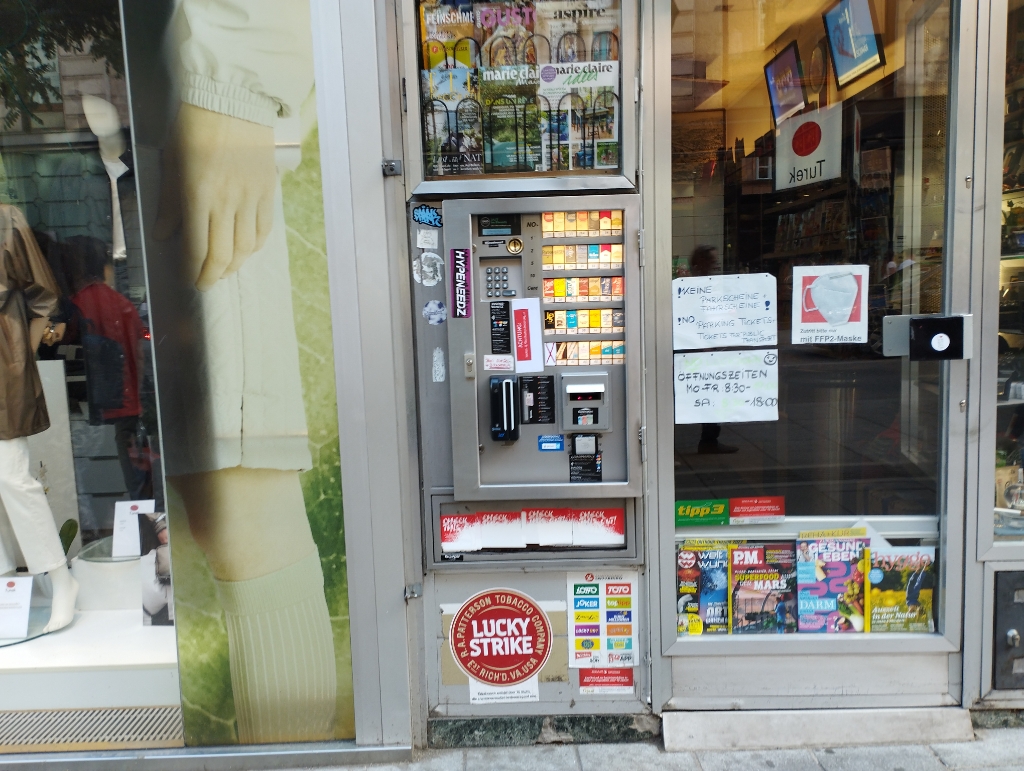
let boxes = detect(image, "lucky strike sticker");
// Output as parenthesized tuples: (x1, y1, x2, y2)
(449, 588, 552, 686)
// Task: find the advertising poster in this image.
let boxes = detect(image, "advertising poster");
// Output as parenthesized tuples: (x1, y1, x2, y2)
(764, 42, 806, 123)
(567, 571, 638, 668)
(824, 0, 884, 88)
(449, 588, 552, 703)
(672, 273, 777, 350)
(125, 0, 355, 744)
(775, 103, 843, 192)
(674, 349, 780, 424)
(791, 264, 870, 344)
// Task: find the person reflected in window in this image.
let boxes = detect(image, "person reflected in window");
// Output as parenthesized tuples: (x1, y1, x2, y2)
(689, 245, 738, 454)
(65, 237, 149, 500)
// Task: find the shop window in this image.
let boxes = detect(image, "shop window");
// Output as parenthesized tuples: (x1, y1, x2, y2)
(670, 0, 950, 637)
(416, 1, 624, 178)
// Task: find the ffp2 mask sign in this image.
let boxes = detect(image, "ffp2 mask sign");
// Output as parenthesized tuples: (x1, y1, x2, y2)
(791, 264, 869, 344)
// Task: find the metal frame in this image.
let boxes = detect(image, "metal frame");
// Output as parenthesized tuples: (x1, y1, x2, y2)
(311, 0, 417, 746)
(442, 193, 643, 501)
(397, 0, 640, 196)
(648, 0, 975, 707)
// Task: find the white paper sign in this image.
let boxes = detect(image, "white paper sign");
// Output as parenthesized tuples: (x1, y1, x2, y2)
(672, 273, 777, 350)
(791, 265, 869, 344)
(416, 228, 439, 249)
(567, 571, 639, 668)
(510, 297, 544, 374)
(775, 103, 842, 191)
(111, 499, 155, 558)
(0, 576, 32, 638)
(469, 673, 539, 704)
(674, 349, 779, 424)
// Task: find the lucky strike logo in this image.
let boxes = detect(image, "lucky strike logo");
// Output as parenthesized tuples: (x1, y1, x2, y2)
(677, 550, 697, 570)
(449, 589, 551, 687)
(792, 121, 822, 157)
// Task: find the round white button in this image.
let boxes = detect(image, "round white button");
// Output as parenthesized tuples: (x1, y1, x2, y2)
(931, 332, 951, 352)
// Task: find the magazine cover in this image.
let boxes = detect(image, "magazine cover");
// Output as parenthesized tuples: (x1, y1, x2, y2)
(677, 540, 729, 635)
(868, 546, 936, 633)
(796, 532, 870, 633)
(420, 68, 484, 175)
(728, 543, 797, 634)
(419, 1, 477, 69)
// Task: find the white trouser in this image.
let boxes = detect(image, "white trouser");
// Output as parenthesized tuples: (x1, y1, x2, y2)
(0, 437, 66, 575)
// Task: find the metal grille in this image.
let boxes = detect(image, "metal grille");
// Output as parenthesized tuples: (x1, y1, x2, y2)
(0, 707, 183, 752)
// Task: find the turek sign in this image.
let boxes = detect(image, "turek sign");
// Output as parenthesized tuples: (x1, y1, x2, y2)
(775, 103, 841, 192)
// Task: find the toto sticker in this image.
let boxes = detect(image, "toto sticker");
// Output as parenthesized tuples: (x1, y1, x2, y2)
(449, 588, 552, 686)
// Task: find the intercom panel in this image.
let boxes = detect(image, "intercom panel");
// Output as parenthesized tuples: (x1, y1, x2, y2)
(442, 195, 641, 501)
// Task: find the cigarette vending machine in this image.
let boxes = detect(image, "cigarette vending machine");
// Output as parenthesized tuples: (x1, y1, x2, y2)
(410, 194, 642, 565)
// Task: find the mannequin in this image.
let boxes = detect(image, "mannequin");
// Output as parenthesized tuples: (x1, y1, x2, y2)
(0, 204, 78, 634)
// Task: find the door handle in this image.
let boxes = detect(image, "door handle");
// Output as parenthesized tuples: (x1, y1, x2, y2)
(1008, 629, 1020, 648)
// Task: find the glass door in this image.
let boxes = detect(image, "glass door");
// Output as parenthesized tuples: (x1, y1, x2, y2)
(661, 0, 966, 695)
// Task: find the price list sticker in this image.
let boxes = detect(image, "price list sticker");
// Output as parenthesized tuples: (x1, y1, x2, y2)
(673, 349, 779, 424)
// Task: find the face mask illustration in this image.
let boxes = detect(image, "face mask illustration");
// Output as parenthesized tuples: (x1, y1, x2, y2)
(803, 272, 858, 326)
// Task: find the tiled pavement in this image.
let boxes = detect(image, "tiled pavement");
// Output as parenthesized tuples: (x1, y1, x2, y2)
(302, 727, 1024, 771)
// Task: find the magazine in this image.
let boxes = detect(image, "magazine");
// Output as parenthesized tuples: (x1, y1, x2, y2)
(677, 540, 729, 635)
(868, 546, 936, 633)
(796, 532, 870, 633)
(728, 542, 797, 634)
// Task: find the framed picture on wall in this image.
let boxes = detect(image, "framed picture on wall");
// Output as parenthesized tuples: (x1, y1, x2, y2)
(823, 0, 885, 89)
(764, 42, 807, 124)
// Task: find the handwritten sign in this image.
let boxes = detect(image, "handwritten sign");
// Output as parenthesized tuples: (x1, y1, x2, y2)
(672, 273, 777, 350)
(674, 349, 779, 424)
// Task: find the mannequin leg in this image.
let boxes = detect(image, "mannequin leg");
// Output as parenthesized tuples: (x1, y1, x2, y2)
(0, 438, 77, 633)
(170, 467, 336, 742)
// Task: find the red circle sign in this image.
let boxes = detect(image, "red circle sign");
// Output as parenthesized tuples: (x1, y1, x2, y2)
(449, 588, 552, 686)
(792, 121, 822, 157)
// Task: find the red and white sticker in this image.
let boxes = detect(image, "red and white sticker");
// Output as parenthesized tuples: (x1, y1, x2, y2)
(579, 668, 634, 695)
(729, 496, 785, 524)
(449, 588, 552, 687)
(510, 298, 544, 373)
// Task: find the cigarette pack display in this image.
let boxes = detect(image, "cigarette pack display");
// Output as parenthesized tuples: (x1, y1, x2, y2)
(577, 307, 590, 330)
(611, 276, 624, 299)
(565, 211, 577, 236)
(600, 308, 613, 330)
(600, 244, 612, 267)
(611, 210, 623, 234)
(566, 309, 578, 334)
(589, 211, 600, 236)
(588, 244, 600, 267)
(544, 310, 556, 334)
(577, 276, 590, 300)
(542, 211, 554, 235)
(612, 309, 625, 332)
(613, 340, 624, 363)
(589, 276, 602, 297)
(677, 540, 730, 635)
(553, 245, 565, 267)
(542, 246, 553, 269)
(611, 244, 623, 267)
(554, 310, 566, 332)
(556, 341, 568, 363)
(567, 341, 579, 363)
(728, 542, 798, 634)
(796, 533, 870, 633)
(868, 547, 936, 633)
(578, 342, 589, 363)
(590, 340, 603, 359)
(553, 211, 565, 236)
(543, 278, 554, 301)
(577, 212, 590, 235)
(601, 340, 614, 362)
(589, 309, 602, 328)
(600, 277, 613, 300)
(566, 277, 578, 299)
(553, 277, 566, 300)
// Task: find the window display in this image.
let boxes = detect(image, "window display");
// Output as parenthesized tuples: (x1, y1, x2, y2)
(993, 1, 1024, 542)
(670, 0, 950, 639)
(0, 0, 355, 753)
(417, 0, 623, 178)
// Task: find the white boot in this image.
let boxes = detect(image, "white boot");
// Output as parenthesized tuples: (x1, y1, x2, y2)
(42, 567, 78, 633)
